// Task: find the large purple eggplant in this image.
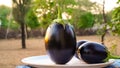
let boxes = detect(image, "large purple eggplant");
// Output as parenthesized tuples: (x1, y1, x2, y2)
(45, 22, 76, 64)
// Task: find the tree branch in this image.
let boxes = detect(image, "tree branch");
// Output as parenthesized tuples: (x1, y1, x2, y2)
(12, 0, 19, 6)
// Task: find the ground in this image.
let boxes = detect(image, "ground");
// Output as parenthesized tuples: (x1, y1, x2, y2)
(0, 35, 120, 68)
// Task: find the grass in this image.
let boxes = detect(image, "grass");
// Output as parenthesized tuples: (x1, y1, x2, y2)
(0, 35, 120, 68)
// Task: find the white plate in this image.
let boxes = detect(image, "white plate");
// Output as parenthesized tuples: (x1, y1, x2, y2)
(21, 55, 114, 68)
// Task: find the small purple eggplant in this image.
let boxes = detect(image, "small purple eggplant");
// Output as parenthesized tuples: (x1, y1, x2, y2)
(77, 42, 120, 64)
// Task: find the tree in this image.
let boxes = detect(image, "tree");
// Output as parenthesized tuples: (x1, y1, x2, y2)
(95, 0, 120, 44)
(101, 0, 107, 45)
(12, 0, 31, 49)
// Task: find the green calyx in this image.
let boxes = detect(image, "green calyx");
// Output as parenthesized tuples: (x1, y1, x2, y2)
(104, 50, 120, 62)
(53, 18, 67, 25)
(53, 18, 63, 23)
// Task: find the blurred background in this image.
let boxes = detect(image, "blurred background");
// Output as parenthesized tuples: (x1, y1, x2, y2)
(0, 0, 119, 39)
(0, 0, 120, 68)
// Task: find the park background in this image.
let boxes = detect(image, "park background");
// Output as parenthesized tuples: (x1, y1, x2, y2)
(0, 0, 120, 68)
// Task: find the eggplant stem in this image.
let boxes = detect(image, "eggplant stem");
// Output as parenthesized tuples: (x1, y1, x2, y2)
(52, 5, 64, 24)
(57, 5, 62, 19)
(53, 3, 69, 25)
(104, 51, 120, 62)
(109, 53, 120, 59)
(107, 50, 120, 59)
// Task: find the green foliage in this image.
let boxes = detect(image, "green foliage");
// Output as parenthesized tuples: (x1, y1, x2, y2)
(110, 0, 120, 35)
(39, 12, 54, 29)
(94, 14, 103, 24)
(9, 20, 20, 30)
(0, 19, 9, 28)
(0, 5, 11, 28)
(69, 0, 97, 29)
(77, 0, 96, 10)
(117, 0, 120, 3)
(0, 5, 11, 17)
(55, 0, 77, 7)
(0, 5, 20, 29)
(112, 7, 120, 22)
(34, 0, 97, 30)
(92, 9, 113, 36)
(25, 10, 40, 29)
(77, 12, 94, 29)
(34, 0, 58, 29)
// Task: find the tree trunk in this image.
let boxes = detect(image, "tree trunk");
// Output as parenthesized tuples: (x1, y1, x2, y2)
(101, 29, 107, 45)
(25, 24, 29, 38)
(102, 0, 107, 24)
(21, 22, 26, 49)
(101, 0, 107, 45)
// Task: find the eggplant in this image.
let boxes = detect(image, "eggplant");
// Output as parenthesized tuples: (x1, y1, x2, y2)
(45, 22, 76, 64)
(76, 40, 88, 49)
(75, 40, 88, 59)
(76, 42, 120, 64)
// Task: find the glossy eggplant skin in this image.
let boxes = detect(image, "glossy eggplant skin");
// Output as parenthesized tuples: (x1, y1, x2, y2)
(45, 22, 76, 64)
(78, 42, 108, 64)
(75, 40, 88, 59)
(76, 40, 88, 49)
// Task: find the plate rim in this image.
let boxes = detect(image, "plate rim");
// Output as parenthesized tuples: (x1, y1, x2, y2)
(21, 55, 114, 67)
